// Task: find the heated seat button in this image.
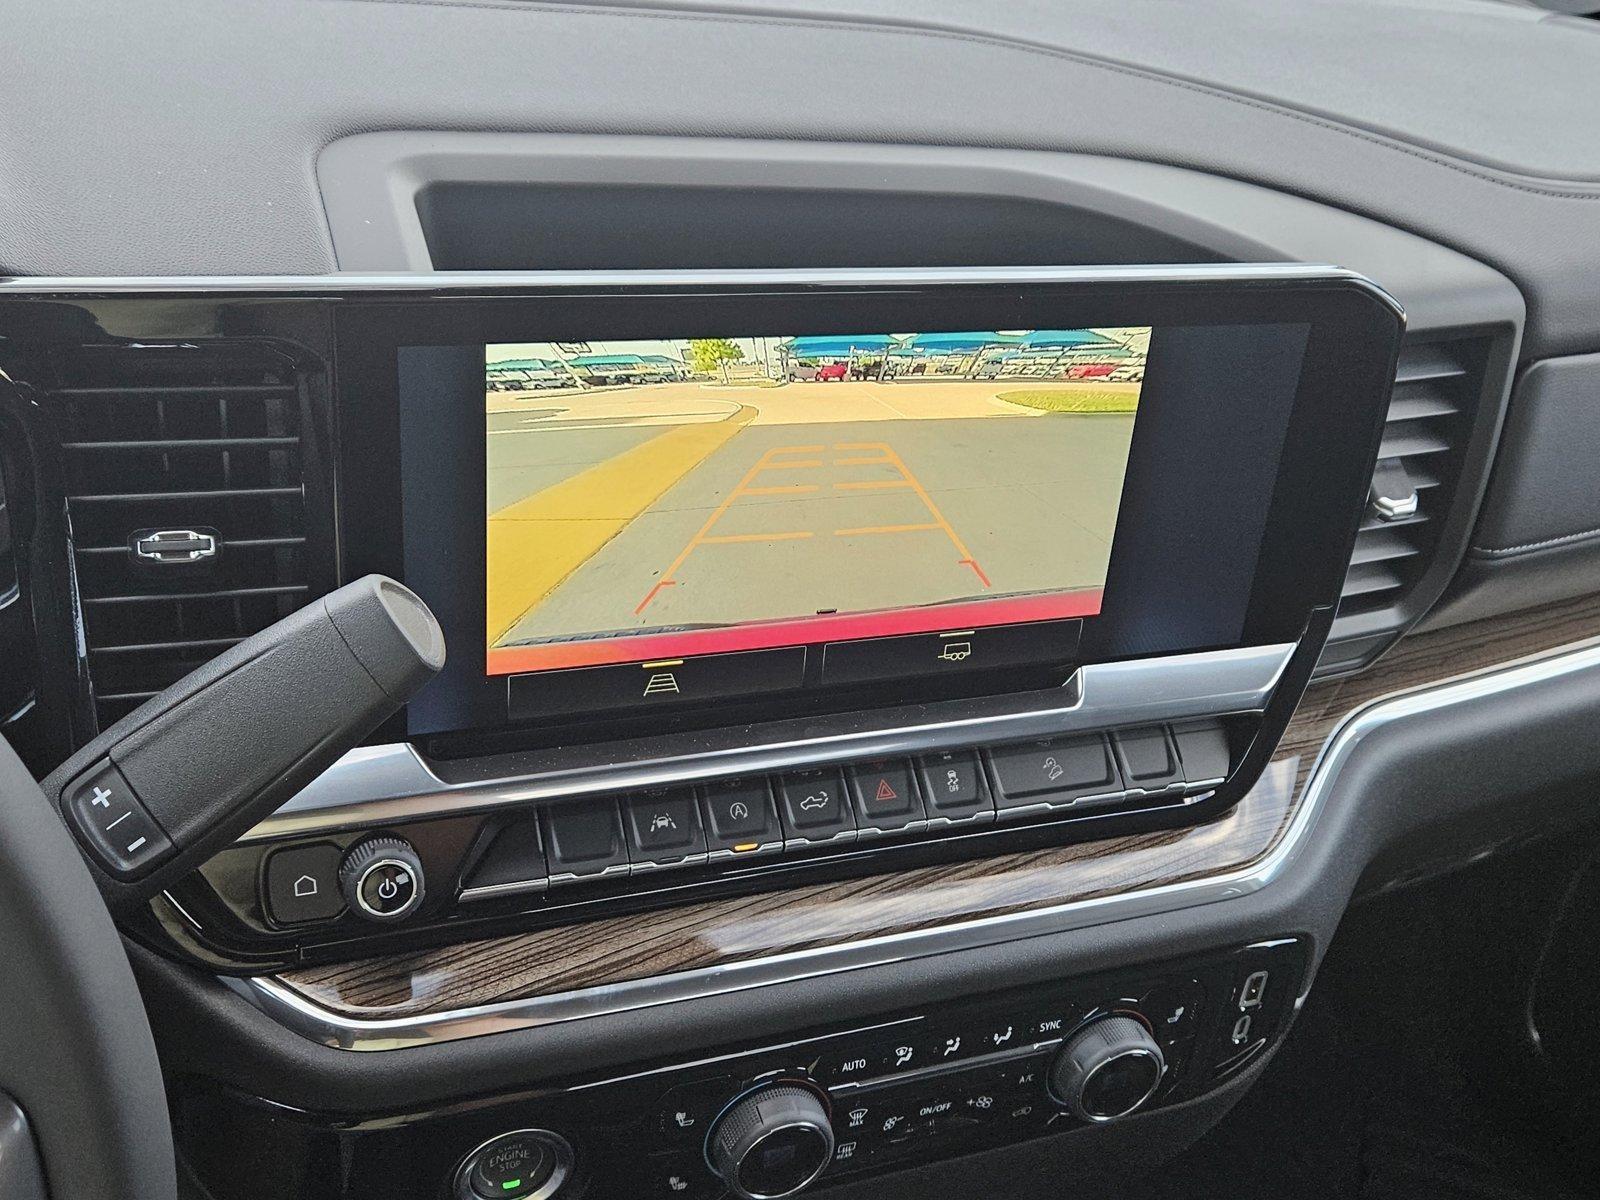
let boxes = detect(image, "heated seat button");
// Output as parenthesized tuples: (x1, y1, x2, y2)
(988, 734, 1123, 812)
(540, 800, 630, 884)
(776, 768, 856, 846)
(638, 1152, 723, 1200)
(848, 760, 925, 835)
(64, 757, 174, 879)
(653, 1076, 734, 1144)
(1142, 979, 1203, 1045)
(916, 750, 994, 824)
(624, 788, 707, 871)
(701, 778, 783, 857)
(263, 842, 346, 924)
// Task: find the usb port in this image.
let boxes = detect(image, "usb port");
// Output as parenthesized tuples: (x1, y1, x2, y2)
(1239, 970, 1269, 1010)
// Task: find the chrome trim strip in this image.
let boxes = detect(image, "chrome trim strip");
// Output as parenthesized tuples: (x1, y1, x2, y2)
(240, 643, 1293, 841)
(0, 263, 1387, 299)
(458, 878, 549, 904)
(226, 634, 1600, 1051)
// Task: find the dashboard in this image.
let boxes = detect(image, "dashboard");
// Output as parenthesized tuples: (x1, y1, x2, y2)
(4, 6, 1600, 1200)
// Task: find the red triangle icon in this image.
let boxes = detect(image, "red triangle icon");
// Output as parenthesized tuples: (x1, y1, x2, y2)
(875, 778, 898, 802)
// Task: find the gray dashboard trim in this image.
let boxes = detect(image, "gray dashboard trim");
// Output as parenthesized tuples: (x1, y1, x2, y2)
(243, 642, 1295, 841)
(224, 634, 1600, 1050)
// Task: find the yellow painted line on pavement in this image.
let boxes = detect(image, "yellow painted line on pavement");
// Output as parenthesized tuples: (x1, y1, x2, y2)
(487, 405, 756, 645)
(833, 522, 941, 537)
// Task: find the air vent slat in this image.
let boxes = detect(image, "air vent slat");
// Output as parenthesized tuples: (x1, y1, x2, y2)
(1392, 346, 1470, 386)
(1384, 395, 1459, 423)
(81, 584, 310, 606)
(1342, 562, 1407, 599)
(1376, 429, 1452, 460)
(1339, 335, 1488, 626)
(1348, 531, 1421, 567)
(91, 636, 246, 655)
(68, 486, 302, 503)
(61, 436, 300, 451)
(75, 535, 307, 556)
(47, 342, 314, 730)
(55, 384, 295, 400)
(1359, 511, 1430, 534)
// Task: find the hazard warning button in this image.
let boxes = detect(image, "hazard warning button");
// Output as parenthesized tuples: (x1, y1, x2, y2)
(847, 760, 928, 836)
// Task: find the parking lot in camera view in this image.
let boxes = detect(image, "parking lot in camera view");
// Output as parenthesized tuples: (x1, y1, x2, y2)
(485, 336, 1146, 657)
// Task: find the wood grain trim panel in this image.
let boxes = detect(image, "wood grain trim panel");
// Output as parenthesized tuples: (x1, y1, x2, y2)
(276, 592, 1600, 1018)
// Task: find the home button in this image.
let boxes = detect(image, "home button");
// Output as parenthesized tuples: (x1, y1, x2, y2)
(263, 842, 346, 925)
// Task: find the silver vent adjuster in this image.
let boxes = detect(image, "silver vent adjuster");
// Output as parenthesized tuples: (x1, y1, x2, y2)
(130, 528, 219, 563)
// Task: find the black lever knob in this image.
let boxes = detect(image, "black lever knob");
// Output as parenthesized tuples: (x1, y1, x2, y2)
(45, 575, 445, 913)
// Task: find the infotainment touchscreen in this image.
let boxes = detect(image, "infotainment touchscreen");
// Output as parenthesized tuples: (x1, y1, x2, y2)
(483, 328, 1149, 678)
(358, 269, 1402, 741)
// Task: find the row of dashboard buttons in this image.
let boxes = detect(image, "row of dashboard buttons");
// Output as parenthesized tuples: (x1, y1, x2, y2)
(455, 721, 1231, 901)
(815, 976, 1201, 1089)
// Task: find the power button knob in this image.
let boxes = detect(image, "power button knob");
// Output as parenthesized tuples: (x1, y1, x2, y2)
(339, 836, 425, 922)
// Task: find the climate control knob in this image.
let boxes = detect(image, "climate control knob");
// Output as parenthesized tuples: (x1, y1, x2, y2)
(707, 1083, 834, 1200)
(1049, 1015, 1165, 1123)
(338, 836, 425, 922)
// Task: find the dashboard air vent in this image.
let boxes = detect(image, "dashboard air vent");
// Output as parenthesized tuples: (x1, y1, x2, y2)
(1338, 337, 1487, 617)
(51, 343, 311, 728)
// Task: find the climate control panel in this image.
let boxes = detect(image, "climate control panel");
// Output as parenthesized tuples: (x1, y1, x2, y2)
(498, 939, 1302, 1198)
(177, 938, 1308, 1200)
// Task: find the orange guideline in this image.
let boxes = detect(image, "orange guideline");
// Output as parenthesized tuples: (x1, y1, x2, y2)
(634, 440, 990, 615)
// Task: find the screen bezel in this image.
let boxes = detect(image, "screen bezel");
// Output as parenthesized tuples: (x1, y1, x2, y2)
(330, 269, 1402, 749)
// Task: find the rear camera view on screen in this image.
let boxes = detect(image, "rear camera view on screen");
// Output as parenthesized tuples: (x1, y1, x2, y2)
(485, 328, 1149, 675)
